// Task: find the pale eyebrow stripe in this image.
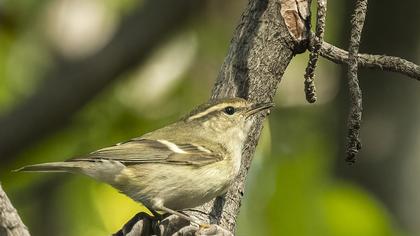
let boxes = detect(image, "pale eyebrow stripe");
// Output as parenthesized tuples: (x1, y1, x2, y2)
(187, 104, 229, 121)
(157, 139, 188, 154)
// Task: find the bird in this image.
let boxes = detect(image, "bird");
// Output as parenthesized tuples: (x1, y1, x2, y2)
(16, 97, 273, 226)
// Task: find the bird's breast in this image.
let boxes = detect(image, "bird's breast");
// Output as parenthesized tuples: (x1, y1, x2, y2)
(114, 160, 236, 210)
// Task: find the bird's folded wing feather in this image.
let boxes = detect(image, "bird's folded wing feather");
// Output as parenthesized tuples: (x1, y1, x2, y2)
(68, 139, 222, 167)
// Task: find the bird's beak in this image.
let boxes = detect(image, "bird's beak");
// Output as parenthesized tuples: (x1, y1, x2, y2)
(246, 102, 275, 118)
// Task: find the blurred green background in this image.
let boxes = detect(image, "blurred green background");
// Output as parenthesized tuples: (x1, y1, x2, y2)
(1, 0, 419, 235)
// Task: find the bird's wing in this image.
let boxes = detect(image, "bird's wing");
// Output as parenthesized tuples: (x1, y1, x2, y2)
(68, 138, 223, 167)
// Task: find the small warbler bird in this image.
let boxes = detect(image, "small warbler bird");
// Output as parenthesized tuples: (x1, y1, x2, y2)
(17, 97, 273, 225)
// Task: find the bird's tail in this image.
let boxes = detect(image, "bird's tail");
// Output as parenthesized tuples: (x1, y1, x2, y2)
(14, 162, 84, 173)
(15, 160, 125, 184)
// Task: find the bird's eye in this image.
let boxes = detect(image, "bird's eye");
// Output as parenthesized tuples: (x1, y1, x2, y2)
(224, 106, 235, 115)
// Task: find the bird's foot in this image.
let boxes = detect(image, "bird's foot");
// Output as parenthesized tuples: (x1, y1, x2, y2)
(114, 213, 233, 236)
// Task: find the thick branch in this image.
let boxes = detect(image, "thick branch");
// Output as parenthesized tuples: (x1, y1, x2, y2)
(311, 36, 420, 81)
(346, 0, 367, 163)
(0, 0, 202, 164)
(205, 0, 296, 231)
(0, 184, 30, 236)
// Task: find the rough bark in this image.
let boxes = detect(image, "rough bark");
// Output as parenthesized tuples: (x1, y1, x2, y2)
(204, 0, 298, 230)
(0, 184, 30, 236)
(304, 0, 327, 103)
(345, 0, 367, 163)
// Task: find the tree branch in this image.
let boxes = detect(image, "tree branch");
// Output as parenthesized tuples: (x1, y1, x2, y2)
(345, 0, 367, 163)
(0, 0, 203, 165)
(309, 34, 420, 81)
(304, 0, 327, 103)
(0, 184, 30, 236)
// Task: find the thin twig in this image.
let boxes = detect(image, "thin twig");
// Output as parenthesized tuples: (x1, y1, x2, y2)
(346, 0, 368, 163)
(304, 0, 327, 103)
(311, 37, 420, 81)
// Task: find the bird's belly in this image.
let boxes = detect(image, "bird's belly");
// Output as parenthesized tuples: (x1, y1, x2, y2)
(114, 162, 234, 210)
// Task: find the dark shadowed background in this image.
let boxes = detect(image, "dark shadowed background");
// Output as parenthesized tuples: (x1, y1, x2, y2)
(0, 0, 419, 235)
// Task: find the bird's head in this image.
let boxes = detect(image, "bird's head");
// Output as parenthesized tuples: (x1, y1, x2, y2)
(184, 97, 274, 139)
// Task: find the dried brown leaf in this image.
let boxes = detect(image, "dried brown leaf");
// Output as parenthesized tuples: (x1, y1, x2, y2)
(280, 0, 310, 42)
